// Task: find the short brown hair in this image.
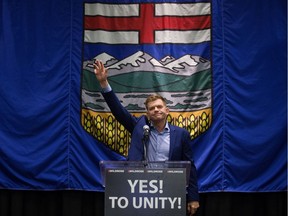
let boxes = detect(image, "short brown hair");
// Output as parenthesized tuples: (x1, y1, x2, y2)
(144, 94, 167, 109)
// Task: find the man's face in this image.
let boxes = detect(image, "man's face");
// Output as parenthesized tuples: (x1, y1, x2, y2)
(146, 99, 169, 124)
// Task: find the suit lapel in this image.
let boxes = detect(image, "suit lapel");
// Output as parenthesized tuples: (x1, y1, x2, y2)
(169, 125, 176, 160)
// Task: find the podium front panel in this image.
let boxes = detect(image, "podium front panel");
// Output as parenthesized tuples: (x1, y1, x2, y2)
(104, 167, 186, 216)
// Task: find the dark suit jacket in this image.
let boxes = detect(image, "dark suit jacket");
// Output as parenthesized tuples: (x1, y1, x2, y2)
(102, 90, 199, 201)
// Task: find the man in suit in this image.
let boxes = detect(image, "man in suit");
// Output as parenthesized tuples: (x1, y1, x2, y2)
(94, 60, 200, 215)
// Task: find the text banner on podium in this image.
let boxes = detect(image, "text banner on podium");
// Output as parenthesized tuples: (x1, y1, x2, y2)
(104, 165, 187, 216)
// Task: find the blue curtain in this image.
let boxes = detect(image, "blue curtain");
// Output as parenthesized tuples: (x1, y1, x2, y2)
(0, 0, 286, 192)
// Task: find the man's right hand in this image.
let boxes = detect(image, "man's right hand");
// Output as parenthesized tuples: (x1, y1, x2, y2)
(93, 60, 109, 88)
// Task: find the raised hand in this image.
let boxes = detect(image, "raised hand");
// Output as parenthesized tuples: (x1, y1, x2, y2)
(93, 60, 109, 88)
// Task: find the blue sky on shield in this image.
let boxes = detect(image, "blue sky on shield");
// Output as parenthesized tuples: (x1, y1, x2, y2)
(83, 43, 211, 61)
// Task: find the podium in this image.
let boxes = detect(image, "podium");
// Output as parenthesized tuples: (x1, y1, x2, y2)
(100, 161, 191, 216)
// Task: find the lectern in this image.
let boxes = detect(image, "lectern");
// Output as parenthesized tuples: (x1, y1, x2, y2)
(100, 160, 191, 216)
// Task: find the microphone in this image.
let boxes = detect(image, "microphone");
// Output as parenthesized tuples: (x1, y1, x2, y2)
(142, 125, 150, 167)
(143, 125, 150, 140)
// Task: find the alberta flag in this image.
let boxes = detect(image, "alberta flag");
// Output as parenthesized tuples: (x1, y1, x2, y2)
(81, 0, 212, 156)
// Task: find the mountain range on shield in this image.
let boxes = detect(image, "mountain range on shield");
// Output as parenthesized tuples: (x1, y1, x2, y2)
(83, 51, 210, 77)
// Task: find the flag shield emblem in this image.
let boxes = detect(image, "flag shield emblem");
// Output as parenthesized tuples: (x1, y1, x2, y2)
(81, 1, 212, 156)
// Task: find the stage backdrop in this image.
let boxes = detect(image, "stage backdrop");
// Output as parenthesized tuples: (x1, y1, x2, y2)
(0, 0, 286, 193)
